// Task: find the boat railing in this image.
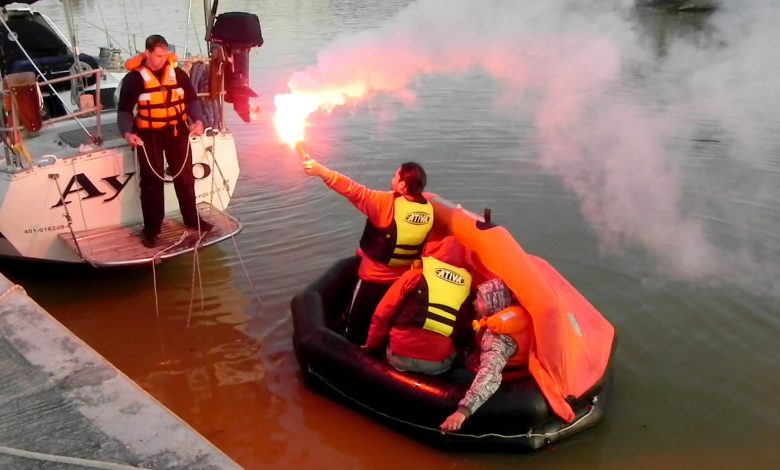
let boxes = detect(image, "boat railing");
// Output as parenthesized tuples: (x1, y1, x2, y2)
(1, 66, 107, 169)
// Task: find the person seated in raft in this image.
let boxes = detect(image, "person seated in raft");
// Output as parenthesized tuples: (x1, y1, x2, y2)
(440, 278, 533, 432)
(363, 236, 473, 375)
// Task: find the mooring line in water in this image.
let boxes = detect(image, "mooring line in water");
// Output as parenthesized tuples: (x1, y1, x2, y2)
(229, 234, 264, 310)
(149, 232, 190, 318)
(198, 133, 264, 311)
(186, 231, 207, 328)
(0, 445, 143, 469)
(148, 232, 189, 357)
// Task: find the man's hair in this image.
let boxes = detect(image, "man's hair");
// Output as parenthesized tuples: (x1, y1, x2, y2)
(145, 34, 169, 52)
(398, 162, 426, 196)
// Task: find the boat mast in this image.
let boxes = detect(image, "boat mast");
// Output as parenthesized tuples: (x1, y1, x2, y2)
(204, 0, 213, 39)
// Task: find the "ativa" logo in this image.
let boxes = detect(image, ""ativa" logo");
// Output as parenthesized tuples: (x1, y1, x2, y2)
(435, 268, 465, 285)
(405, 212, 431, 225)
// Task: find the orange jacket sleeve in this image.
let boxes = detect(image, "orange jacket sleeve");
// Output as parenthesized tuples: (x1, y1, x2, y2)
(364, 270, 422, 350)
(325, 170, 395, 228)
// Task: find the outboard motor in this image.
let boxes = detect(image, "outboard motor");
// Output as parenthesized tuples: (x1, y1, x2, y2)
(209, 12, 263, 122)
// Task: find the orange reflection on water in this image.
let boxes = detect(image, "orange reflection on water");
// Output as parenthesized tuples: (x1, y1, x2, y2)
(12, 254, 507, 469)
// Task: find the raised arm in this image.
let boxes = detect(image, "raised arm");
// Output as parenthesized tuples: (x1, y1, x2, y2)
(303, 158, 395, 226)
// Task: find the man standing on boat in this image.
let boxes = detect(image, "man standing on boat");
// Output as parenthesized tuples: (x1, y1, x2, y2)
(118, 34, 212, 248)
(303, 158, 433, 344)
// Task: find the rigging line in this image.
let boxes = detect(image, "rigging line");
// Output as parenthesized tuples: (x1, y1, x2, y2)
(150, 231, 190, 315)
(152, 251, 161, 318)
(135, 145, 187, 321)
(186, 246, 197, 327)
(186, 235, 205, 328)
(185, 208, 208, 328)
(154, 234, 207, 363)
(94, 0, 112, 48)
(229, 233, 264, 308)
(199, 134, 264, 308)
(183, 0, 193, 59)
(72, 16, 133, 55)
(118, 0, 133, 53)
(131, 1, 146, 46)
(150, 258, 167, 357)
(189, 0, 204, 56)
(0, 17, 94, 139)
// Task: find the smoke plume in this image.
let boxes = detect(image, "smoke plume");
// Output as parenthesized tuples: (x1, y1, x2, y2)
(282, 0, 780, 293)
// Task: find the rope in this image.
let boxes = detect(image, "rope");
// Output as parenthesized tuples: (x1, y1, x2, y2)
(0, 284, 26, 303)
(197, 132, 264, 307)
(133, 132, 208, 321)
(186, 232, 206, 328)
(308, 368, 597, 441)
(136, 137, 192, 182)
(49, 173, 84, 260)
(149, 231, 190, 318)
(0, 445, 142, 469)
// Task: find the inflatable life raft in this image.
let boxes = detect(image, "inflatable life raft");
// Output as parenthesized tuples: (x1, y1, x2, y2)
(291, 196, 615, 451)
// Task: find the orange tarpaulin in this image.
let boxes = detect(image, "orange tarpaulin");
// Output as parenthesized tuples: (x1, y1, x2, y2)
(430, 196, 615, 422)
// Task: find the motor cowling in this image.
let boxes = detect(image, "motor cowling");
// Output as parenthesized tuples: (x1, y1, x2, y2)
(209, 12, 263, 122)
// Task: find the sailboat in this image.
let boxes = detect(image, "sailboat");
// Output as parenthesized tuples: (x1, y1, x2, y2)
(0, 0, 262, 267)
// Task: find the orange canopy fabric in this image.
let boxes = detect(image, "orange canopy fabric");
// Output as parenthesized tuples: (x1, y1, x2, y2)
(430, 196, 615, 422)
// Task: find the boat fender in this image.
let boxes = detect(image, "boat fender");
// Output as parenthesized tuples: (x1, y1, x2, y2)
(3, 72, 43, 135)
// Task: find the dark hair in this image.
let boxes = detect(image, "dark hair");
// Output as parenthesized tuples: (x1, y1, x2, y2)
(398, 162, 426, 196)
(145, 34, 169, 52)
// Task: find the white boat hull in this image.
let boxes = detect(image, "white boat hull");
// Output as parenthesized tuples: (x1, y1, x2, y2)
(0, 132, 240, 264)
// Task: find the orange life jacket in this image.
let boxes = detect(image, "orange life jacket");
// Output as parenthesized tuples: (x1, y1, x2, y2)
(126, 53, 187, 130)
(473, 305, 533, 380)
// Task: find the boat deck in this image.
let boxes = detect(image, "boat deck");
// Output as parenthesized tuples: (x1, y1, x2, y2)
(58, 203, 241, 267)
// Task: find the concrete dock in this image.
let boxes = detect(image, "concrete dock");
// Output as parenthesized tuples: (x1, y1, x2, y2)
(0, 275, 240, 469)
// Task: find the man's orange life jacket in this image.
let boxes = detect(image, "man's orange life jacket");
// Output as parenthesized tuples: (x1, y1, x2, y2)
(126, 53, 187, 130)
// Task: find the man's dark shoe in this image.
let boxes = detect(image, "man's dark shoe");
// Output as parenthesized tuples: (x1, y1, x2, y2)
(141, 233, 158, 248)
(187, 219, 214, 233)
